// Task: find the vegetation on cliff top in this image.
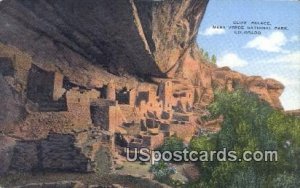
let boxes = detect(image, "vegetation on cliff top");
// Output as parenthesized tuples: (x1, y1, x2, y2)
(199, 48, 217, 65)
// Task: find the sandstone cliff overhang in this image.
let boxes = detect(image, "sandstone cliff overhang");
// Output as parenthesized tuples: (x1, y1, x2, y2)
(0, 0, 209, 77)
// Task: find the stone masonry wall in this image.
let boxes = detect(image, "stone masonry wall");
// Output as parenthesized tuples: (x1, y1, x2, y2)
(6, 133, 112, 174)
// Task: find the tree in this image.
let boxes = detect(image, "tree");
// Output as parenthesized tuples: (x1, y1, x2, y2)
(189, 90, 300, 187)
(204, 52, 209, 61)
(271, 173, 300, 188)
(211, 55, 217, 64)
(160, 136, 184, 153)
(200, 48, 204, 55)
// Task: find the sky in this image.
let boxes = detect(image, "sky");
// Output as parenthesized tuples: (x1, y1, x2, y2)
(197, 0, 300, 110)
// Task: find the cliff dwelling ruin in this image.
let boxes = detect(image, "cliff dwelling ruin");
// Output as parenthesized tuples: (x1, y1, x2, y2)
(0, 44, 205, 173)
(0, 32, 285, 176)
(0, 0, 286, 179)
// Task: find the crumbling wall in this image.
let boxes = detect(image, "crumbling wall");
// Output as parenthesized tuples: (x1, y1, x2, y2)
(66, 88, 100, 125)
(90, 99, 123, 134)
(6, 133, 112, 174)
(90, 100, 113, 131)
(40, 134, 91, 172)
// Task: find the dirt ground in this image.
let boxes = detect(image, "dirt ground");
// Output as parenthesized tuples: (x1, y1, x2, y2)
(0, 172, 163, 188)
(0, 161, 197, 187)
(115, 161, 194, 184)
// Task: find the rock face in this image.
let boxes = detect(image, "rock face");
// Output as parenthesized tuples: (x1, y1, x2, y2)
(0, 0, 208, 78)
(212, 67, 285, 109)
(285, 109, 300, 117)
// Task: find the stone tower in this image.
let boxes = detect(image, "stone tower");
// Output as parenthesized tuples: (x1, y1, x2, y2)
(107, 82, 116, 101)
(163, 80, 173, 111)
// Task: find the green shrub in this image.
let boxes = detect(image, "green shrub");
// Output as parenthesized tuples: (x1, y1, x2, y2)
(189, 90, 300, 187)
(159, 136, 184, 153)
(150, 162, 176, 181)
